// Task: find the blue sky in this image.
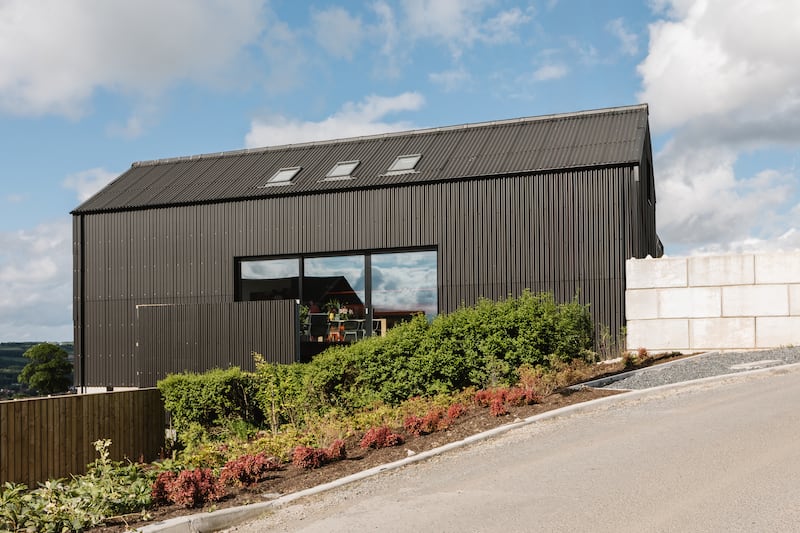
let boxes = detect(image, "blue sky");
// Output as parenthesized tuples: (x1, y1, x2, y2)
(1, 0, 798, 341)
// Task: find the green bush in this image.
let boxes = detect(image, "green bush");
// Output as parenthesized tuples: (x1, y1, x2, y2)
(158, 291, 593, 441)
(158, 367, 261, 435)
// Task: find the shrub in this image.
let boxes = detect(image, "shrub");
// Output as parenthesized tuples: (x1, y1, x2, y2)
(360, 426, 405, 449)
(446, 403, 467, 419)
(505, 388, 526, 406)
(253, 354, 310, 434)
(151, 471, 177, 506)
(158, 367, 261, 437)
(489, 398, 508, 417)
(152, 468, 224, 508)
(220, 453, 281, 487)
(404, 408, 449, 436)
(292, 440, 347, 469)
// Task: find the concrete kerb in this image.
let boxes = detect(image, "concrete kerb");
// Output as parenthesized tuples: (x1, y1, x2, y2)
(137, 361, 800, 533)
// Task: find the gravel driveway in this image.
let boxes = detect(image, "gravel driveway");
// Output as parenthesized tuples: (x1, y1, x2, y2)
(586, 346, 800, 390)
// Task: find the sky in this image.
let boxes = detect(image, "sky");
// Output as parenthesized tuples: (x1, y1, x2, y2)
(0, 0, 799, 342)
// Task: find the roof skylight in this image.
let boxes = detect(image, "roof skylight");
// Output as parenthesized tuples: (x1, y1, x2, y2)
(259, 166, 301, 187)
(323, 160, 359, 181)
(386, 154, 421, 174)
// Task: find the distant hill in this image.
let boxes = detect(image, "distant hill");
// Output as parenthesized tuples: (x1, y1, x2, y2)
(0, 342, 74, 397)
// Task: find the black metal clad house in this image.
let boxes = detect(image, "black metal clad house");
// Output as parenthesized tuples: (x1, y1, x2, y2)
(72, 104, 662, 389)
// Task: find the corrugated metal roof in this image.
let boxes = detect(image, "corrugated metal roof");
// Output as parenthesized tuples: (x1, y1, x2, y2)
(73, 103, 649, 214)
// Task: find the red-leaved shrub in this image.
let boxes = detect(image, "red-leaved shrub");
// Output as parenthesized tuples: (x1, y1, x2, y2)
(220, 452, 281, 487)
(489, 397, 509, 416)
(360, 426, 405, 449)
(404, 408, 450, 436)
(506, 387, 541, 407)
(151, 471, 176, 505)
(327, 439, 347, 461)
(292, 440, 348, 469)
(476, 387, 538, 416)
(447, 403, 467, 419)
(151, 468, 225, 508)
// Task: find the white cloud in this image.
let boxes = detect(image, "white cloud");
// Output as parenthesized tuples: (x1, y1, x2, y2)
(245, 92, 425, 148)
(0, 0, 266, 118)
(63, 168, 118, 203)
(480, 7, 533, 44)
(655, 141, 796, 252)
(371, 1, 404, 79)
(606, 18, 639, 56)
(639, 0, 800, 134)
(429, 68, 472, 92)
(532, 63, 569, 81)
(640, 0, 800, 254)
(386, 1, 532, 59)
(0, 219, 73, 341)
(311, 7, 363, 60)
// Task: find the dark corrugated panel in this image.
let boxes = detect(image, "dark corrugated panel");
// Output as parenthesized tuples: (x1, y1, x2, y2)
(72, 105, 649, 214)
(134, 301, 295, 387)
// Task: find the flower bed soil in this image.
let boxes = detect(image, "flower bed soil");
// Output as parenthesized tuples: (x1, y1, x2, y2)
(93, 352, 691, 532)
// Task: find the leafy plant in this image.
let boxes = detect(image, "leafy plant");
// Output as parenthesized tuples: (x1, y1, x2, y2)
(0, 440, 154, 532)
(220, 453, 281, 487)
(404, 408, 450, 436)
(292, 440, 347, 469)
(446, 403, 467, 420)
(159, 367, 261, 436)
(151, 468, 225, 508)
(359, 426, 405, 449)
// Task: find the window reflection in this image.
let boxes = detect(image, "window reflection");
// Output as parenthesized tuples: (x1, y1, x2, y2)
(372, 250, 437, 329)
(303, 255, 366, 318)
(239, 258, 299, 300)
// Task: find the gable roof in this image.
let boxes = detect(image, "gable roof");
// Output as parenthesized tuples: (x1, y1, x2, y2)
(73, 103, 649, 214)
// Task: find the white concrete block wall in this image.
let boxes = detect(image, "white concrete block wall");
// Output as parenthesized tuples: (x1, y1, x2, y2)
(626, 252, 800, 352)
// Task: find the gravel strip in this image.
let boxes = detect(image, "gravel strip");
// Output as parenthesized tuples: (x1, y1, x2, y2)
(595, 346, 800, 390)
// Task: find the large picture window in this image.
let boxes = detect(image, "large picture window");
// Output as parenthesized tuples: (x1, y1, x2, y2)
(237, 248, 437, 353)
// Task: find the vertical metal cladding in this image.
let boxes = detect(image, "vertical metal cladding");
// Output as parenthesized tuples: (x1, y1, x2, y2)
(78, 162, 656, 387)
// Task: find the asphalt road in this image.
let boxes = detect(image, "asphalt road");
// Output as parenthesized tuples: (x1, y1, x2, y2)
(227, 365, 800, 532)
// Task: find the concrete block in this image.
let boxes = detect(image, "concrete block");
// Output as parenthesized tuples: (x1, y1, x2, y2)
(627, 319, 689, 352)
(791, 285, 800, 316)
(755, 252, 800, 284)
(626, 257, 687, 289)
(658, 287, 721, 318)
(756, 317, 800, 347)
(689, 318, 755, 350)
(722, 285, 789, 317)
(626, 289, 659, 320)
(688, 254, 754, 286)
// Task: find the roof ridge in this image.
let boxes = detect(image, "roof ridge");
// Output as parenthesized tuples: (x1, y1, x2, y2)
(131, 103, 648, 168)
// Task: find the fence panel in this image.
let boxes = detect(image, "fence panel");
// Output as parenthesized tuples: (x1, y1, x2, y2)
(0, 388, 164, 486)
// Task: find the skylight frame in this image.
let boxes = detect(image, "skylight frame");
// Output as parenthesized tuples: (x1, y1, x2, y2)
(323, 160, 360, 181)
(386, 153, 422, 174)
(259, 166, 302, 188)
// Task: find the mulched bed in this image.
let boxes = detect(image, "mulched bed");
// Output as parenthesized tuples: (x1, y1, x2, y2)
(94, 352, 690, 531)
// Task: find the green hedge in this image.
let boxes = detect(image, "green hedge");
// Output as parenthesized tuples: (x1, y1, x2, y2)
(159, 291, 593, 442)
(158, 367, 261, 435)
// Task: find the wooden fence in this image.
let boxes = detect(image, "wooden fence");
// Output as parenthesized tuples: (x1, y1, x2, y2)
(0, 389, 164, 486)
